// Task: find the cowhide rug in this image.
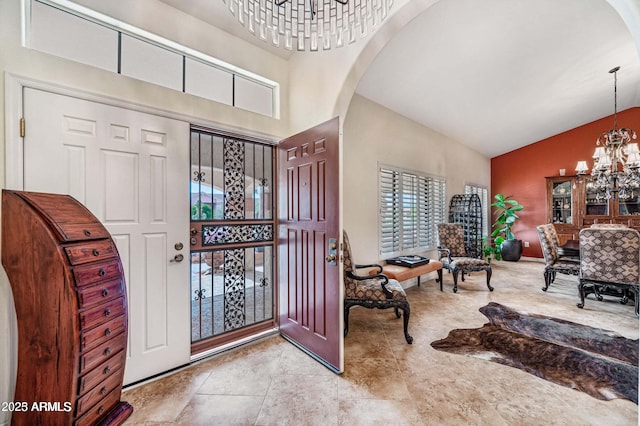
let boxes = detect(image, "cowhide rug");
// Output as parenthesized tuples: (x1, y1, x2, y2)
(431, 302, 638, 403)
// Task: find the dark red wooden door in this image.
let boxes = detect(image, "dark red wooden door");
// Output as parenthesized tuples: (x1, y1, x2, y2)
(277, 117, 342, 373)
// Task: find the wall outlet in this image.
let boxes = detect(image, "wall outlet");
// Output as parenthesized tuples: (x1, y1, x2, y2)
(524, 241, 530, 247)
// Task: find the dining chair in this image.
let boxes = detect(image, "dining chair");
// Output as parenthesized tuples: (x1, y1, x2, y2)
(578, 227, 640, 316)
(536, 224, 580, 291)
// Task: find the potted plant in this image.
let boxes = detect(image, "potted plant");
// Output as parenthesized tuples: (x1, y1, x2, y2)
(482, 236, 502, 263)
(490, 193, 524, 262)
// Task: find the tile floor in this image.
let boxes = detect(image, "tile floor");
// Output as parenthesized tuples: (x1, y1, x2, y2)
(122, 260, 639, 425)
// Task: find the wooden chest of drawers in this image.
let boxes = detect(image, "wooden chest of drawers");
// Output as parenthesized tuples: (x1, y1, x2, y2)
(2, 190, 132, 425)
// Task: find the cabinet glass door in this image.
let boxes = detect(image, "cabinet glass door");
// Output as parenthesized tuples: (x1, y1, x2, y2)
(618, 197, 640, 216)
(585, 179, 609, 215)
(551, 180, 573, 224)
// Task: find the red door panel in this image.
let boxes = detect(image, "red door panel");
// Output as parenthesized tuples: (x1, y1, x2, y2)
(278, 117, 342, 373)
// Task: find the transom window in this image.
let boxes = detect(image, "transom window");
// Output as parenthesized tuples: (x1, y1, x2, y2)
(27, 0, 278, 117)
(379, 165, 446, 257)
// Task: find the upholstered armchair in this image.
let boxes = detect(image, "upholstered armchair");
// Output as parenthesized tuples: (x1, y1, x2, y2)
(536, 224, 580, 291)
(436, 223, 493, 293)
(578, 227, 640, 316)
(342, 230, 413, 344)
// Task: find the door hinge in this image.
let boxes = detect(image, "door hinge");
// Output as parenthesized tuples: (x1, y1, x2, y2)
(20, 117, 25, 138)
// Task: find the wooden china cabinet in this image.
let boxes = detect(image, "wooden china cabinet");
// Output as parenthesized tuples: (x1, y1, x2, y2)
(546, 176, 640, 243)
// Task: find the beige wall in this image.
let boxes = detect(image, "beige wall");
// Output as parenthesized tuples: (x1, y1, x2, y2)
(0, 1, 493, 420)
(0, 1, 291, 422)
(343, 94, 490, 264)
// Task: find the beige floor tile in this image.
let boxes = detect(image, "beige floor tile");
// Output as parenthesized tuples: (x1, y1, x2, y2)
(123, 260, 639, 425)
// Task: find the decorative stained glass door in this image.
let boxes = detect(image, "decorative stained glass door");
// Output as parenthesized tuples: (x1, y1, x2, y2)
(189, 129, 275, 352)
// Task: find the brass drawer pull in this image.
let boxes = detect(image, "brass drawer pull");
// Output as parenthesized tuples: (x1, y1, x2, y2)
(100, 386, 107, 396)
(92, 249, 100, 256)
(98, 268, 106, 276)
(104, 308, 111, 317)
(104, 347, 111, 357)
(104, 328, 111, 337)
(102, 288, 109, 297)
(103, 365, 110, 375)
(98, 406, 104, 414)
(84, 229, 92, 237)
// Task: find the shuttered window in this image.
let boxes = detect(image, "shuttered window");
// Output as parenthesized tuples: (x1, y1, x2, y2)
(379, 166, 446, 256)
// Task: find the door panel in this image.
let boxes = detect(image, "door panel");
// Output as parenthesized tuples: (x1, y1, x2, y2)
(23, 88, 191, 384)
(278, 117, 342, 373)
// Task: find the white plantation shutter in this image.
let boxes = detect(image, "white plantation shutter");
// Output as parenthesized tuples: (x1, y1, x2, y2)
(465, 184, 489, 238)
(430, 177, 447, 245)
(380, 168, 401, 254)
(402, 173, 418, 250)
(379, 166, 446, 256)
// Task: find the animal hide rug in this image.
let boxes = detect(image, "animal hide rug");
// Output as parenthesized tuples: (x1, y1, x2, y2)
(431, 302, 638, 403)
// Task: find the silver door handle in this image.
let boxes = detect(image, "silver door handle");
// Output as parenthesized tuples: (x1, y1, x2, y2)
(170, 254, 184, 263)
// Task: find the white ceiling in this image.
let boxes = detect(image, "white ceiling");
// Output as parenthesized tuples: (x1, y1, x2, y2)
(160, 0, 640, 158)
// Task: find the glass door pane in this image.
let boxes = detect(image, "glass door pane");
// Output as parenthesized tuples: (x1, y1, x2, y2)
(585, 179, 609, 215)
(551, 180, 573, 224)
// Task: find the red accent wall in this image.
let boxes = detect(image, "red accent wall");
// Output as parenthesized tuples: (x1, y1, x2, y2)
(490, 107, 640, 258)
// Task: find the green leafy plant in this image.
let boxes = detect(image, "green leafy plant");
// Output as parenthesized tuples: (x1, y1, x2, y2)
(482, 194, 524, 262)
(482, 236, 502, 263)
(490, 193, 524, 240)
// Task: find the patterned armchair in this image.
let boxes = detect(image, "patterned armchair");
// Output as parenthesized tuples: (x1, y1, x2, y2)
(578, 227, 640, 316)
(343, 230, 413, 344)
(536, 224, 580, 291)
(436, 223, 493, 293)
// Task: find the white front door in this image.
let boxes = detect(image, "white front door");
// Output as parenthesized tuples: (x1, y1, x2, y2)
(22, 88, 191, 384)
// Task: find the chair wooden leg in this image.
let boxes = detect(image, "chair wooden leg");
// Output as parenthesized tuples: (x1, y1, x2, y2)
(398, 301, 413, 344)
(542, 270, 551, 291)
(452, 270, 460, 293)
(577, 281, 586, 309)
(486, 268, 493, 291)
(343, 303, 351, 337)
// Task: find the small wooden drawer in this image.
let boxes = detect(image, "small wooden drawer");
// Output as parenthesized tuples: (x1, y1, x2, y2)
(75, 386, 122, 426)
(81, 315, 126, 352)
(80, 333, 126, 375)
(57, 222, 110, 242)
(78, 350, 125, 396)
(80, 298, 126, 331)
(73, 261, 122, 287)
(77, 279, 124, 308)
(75, 370, 123, 419)
(65, 240, 117, 265)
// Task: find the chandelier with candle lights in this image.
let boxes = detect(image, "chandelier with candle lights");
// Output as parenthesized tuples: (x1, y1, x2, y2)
(575, 66, 639, 200)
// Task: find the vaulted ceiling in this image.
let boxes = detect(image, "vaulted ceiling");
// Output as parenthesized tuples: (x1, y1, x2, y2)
(160, 0, 640, 158)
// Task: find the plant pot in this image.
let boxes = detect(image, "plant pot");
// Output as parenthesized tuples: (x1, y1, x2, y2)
(500, 239, 523, 262)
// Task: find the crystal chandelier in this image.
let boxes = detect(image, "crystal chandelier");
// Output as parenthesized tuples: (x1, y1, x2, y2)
(222, 0, 393, 51)
(575, 66, 639, 201)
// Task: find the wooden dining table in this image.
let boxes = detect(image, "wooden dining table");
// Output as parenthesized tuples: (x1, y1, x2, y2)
(557, 239, 580, 258)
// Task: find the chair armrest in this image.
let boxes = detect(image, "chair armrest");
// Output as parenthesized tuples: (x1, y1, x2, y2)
(355, 263, 383, 274)
(346, 270, 393, 299)
(437, 247, 452, 262)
